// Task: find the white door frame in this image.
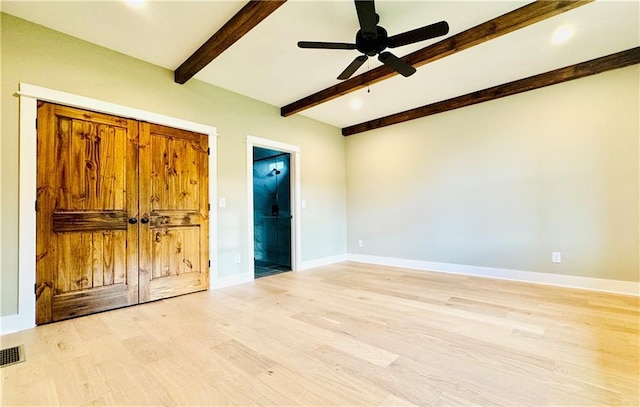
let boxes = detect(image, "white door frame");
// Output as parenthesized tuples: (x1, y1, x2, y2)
(1, 83, 217, 335)
(246, 136, 301, 276)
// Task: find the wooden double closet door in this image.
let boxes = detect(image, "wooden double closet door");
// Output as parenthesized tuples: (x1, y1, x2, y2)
(36, 102, 209, 324)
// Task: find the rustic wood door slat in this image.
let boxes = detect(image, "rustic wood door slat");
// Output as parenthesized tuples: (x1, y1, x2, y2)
(52, 211, 128, 232)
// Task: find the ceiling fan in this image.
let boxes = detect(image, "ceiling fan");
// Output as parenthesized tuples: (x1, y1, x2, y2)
(298, 0, 450, 80)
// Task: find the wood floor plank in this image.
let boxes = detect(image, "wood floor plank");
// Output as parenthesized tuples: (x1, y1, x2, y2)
(1, 261, 638, 406)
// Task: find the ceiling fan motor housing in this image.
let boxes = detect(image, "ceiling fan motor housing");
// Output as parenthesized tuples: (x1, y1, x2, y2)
(356, 26, 388, 56)
(297, 1, 449, 80)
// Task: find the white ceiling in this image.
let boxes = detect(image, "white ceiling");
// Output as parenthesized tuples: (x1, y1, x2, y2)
(2, 0, 638, 129)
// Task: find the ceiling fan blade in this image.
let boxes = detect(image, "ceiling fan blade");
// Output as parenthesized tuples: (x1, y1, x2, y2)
(355, 0, 378, 39)
(338, 55, 368, 80)
(387, 21, 450, 48)
(378, 51, 416, 77)
(298, 41, 358, 50)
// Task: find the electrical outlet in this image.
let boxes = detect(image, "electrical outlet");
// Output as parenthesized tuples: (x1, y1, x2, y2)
(358, 240, 363, 248)
(552, 252, 562, 263)
(234, 253, 241, 264)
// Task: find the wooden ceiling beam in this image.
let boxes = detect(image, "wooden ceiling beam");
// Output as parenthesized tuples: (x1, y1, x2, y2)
(281, 0, 593, 117)
(342, 47, 640, 136)
(175, 0, 286, 84)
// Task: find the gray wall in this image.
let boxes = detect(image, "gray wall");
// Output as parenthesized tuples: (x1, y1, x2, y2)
(346, 65, 639, 282)
(0, 13, 347, 316)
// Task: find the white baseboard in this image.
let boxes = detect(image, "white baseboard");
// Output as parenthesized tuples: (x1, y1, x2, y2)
(298, 254, 348, 271)
(0, 312, 36, 336)
(210, 272, 254, 289)
(347, 254, 640, 296)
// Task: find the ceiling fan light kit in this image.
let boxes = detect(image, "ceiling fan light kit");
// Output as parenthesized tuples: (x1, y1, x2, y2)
(298, 0, 449, 80)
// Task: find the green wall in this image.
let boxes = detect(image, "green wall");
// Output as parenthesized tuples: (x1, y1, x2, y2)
(346, 64, 639, 282)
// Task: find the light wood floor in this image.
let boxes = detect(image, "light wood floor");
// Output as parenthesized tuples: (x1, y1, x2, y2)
(1, 262, 638, 406)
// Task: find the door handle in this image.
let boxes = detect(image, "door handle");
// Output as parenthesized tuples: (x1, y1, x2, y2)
(140, 217, 149, 224)
(128, 217, 138, 224)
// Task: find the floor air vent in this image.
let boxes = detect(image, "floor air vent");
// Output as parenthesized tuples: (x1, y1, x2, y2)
(1, 345, 25, 368)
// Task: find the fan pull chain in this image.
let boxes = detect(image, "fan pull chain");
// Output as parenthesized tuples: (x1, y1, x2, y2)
(367, 60, 371, 93)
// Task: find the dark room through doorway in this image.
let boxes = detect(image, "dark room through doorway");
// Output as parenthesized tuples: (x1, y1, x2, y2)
(252, 146, 292, 278)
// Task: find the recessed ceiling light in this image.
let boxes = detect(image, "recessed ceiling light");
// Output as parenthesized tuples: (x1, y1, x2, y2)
(125, 0, 145, 9)
(551, 25, 575, 45)
(349, 98, 363, 110)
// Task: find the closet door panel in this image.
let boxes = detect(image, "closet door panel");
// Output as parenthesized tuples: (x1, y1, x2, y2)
(36, 103, 139, 324)
(139, 122, 209, 302)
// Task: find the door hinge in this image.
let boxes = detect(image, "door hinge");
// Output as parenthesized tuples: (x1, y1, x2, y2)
(35, 118, 38, 129)
(207, 148, 210, 156)
(35, 200, 38, 212)
(208, 203, 211, 211)
(34, 283, 37, 295)
(208, 260, 211, 268)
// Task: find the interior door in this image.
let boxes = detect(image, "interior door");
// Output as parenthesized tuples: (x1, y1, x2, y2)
(138, 123, 209, 302)
(36, 103, 139, 324)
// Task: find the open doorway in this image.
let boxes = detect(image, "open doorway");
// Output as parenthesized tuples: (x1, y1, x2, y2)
(252, 147, 291, 278)
(246, 135, 301, 279)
